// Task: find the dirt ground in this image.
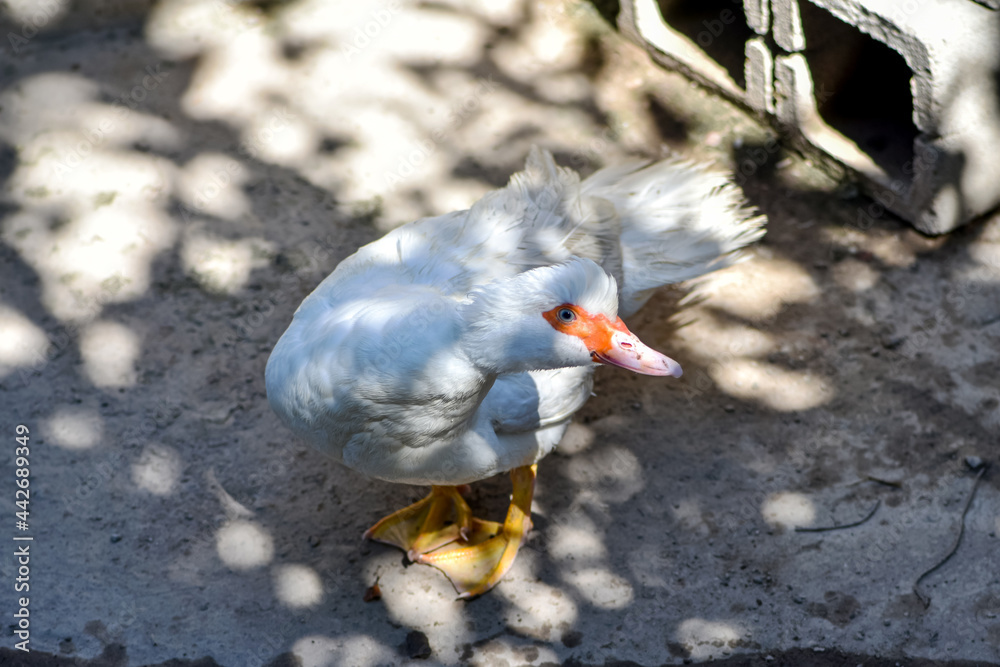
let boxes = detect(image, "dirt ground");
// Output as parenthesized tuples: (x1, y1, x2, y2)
(0, 0, 998, 665)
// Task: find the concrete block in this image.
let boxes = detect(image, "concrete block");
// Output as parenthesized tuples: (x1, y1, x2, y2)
(619, 0, 1000, 234)
(745, 37, 774, 115)
(620, 0, 749, 101)
(773, 53, 811, 130)
(772, 0, 805, 51)
(743, 0, 770, 35)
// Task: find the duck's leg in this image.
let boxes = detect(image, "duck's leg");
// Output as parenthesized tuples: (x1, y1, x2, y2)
(364, 485, 477, 557)
(414, 464, 536, 599)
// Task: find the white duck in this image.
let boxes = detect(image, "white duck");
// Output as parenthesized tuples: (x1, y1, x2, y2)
(265, 147, 763, 598)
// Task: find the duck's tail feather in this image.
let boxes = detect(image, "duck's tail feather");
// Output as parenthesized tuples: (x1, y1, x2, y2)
(581, 156, 765, 316)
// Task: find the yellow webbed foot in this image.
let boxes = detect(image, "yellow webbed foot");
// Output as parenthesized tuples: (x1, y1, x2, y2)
(414, 465, 536, 599)
(364, 465, 537, 599)
(363, 485, 472, 557)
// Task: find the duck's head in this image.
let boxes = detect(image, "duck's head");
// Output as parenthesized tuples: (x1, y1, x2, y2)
(462, 258, 682, 377)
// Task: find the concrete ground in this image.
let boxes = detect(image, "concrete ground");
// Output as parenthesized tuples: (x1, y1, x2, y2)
(0, 0, 998, 665)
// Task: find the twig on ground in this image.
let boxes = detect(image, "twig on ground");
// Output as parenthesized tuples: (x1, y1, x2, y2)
(795, 500, 881, 533)
(912, 463, 989, 608)
(864, 475, 903, 488)
(847, 475, 903, 488)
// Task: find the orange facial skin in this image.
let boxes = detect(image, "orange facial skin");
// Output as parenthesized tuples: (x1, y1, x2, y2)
(542, 303, 683, 377)
(542, 303, 631, 362)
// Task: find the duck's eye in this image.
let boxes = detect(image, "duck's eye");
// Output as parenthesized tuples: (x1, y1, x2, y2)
(557, 307, 576, 323)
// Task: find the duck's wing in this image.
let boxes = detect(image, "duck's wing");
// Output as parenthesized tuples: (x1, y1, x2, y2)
(482, 366, 594, 434)
(489, 146, 624, 287)
(581, 155, 765, 316)
(313, 148, 625, 305)
(306, 146, 762, 317)
(479, 366, 595, 471)
(351, 147, 762, 317)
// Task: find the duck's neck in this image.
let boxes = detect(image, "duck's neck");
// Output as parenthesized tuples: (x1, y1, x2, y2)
(458, 311, 551, 377)
(456, 272, 564, 377)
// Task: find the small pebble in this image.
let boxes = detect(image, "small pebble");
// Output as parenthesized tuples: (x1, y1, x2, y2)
(965, 455, 984, 470)
(110, 534, 122, 543)
(724, 404, 735, 413)
(405, 630, 432, 659)
(363, 582, 381, 602)
(881, 334, 906, 350)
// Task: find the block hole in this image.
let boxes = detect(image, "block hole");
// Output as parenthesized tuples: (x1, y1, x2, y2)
(655, 0, 755, 89)
(799, 1, 918, 184)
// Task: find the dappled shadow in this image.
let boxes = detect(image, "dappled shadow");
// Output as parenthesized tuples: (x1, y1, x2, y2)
(0, 0, 999, 665)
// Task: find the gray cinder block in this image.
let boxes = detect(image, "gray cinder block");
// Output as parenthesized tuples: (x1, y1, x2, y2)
(745, 37, 774, 115)
(772, 0, 805, 51)
(744, 0, 770, 34)
(619, 0, 1000, 234)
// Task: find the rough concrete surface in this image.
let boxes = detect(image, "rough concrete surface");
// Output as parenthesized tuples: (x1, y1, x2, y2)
(0, 0, 998, 665)
(621, 0, 1000, 235)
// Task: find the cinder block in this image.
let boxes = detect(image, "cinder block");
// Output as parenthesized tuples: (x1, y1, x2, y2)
(744, 0, 770, 35)
(772, 0, 805, 52)
(619, 0, 753, 102)
(619, 0, 1000, 234)
(745, 37, 774, 115)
